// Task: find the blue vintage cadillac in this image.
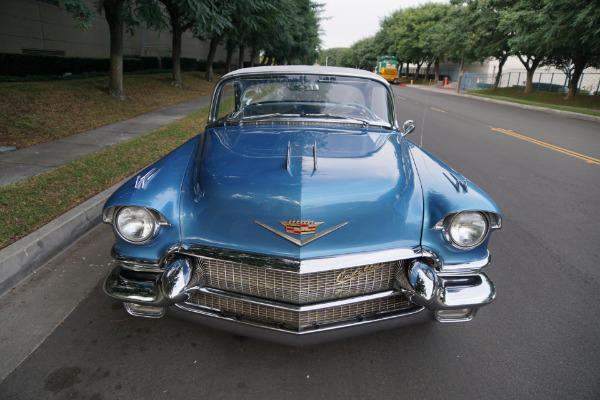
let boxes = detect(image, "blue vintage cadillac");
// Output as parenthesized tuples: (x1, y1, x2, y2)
(102, 66, 501, 345)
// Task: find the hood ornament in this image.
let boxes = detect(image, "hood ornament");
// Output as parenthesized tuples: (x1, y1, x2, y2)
(255, 220, 348, 247)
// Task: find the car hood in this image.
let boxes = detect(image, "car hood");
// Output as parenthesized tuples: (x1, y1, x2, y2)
(179, 125, 424, 259)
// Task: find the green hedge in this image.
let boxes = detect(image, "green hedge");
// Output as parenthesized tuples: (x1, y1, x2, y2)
(0, 53, 149, 77)
(0, 52, 239, 78)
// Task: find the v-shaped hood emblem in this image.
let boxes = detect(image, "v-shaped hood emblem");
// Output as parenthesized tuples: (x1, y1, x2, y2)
(254, 220, 348, 247)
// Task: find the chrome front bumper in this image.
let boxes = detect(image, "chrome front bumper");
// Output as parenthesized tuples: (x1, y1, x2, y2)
(104, 249, 496, 344)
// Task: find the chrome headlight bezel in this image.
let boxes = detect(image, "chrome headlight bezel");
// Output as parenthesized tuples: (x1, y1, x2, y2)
(103, 206, 170, 244)
(433, 211, 501, 250)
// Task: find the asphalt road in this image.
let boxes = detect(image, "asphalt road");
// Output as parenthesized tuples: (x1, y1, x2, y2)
(1, 87, 598, 399)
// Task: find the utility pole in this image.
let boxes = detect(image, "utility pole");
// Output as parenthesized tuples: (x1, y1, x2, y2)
(457, 53, 465, 93)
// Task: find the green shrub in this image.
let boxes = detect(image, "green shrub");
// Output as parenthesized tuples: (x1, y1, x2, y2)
(160, 57, 197, 71)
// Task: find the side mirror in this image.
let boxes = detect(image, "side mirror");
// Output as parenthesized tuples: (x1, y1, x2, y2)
(401, 120, 415, 137)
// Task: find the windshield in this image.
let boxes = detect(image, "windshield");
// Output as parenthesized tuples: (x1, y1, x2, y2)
(212, 74, 395, 128)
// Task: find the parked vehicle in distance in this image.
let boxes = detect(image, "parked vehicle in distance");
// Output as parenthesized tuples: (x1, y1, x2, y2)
(376, 55, 399, 84)
(102, 66, 501, 345)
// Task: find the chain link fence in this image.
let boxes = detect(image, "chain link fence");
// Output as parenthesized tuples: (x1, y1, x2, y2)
(458, 71, 600, 95)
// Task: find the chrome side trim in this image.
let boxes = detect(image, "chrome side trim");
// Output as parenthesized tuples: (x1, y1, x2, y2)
(180, 245, 421, 273)
(195, 287, 400, 312)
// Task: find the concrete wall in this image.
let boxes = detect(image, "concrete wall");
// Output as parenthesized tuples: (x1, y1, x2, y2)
(0, 0, 240, 63)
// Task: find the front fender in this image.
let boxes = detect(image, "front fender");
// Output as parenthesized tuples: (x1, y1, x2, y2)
(103, 136, 202, 262)
(408, 141, 501, 265)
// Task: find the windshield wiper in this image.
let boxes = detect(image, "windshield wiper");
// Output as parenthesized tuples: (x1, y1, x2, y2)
(238, 113, 299, 120)
(307, 113, 371, 126)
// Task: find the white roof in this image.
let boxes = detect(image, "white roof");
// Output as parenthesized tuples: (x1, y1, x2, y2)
(221, 65, 389, 85)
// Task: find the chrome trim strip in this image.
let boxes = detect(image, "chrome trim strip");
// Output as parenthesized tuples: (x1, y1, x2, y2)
(439, 251, 491, 274)
(111, 245, 183, 273)
(194, 287, 401, 312)
(112, 244, 488, 275)
(313, 141, 318, 171)
(171, 303, 428, 344)
(435, 308, 478, 323)
(286, 141, 291, 174)
(180, 244, 421, 273)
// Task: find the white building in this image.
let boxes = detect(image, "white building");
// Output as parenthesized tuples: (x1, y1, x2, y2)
(0, 0, 251, 66)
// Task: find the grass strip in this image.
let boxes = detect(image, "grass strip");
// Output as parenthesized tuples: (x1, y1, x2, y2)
(0, 72, 214, 149)
(0, 107, 208, 250)
(466, 87, 600, 116)
(468, 93, 600, 117)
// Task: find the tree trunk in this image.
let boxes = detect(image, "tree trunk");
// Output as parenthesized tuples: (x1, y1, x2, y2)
(434, 58, 440, 83)
(518, 54, 541, 95)
(414, 61, 423, 79)
(171, 21, 182, 85)
(250, 48, 258, 67)
(565, 49, 588, 100)
(494, 56, 507, 89)
(524, 69, 535, 94)
(104, 0, 125, 100)
(424, 62, 432, 81)
(206, 36, 219, 82)
(238, 46, 245, 69)
(225, 50, 233, 73)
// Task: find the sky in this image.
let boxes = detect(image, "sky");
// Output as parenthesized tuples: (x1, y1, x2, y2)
(319, 0, 448, 49)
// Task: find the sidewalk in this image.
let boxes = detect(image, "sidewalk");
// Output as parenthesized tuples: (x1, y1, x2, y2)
(0, 95, 212, 187)
(0, 95, 212, 294)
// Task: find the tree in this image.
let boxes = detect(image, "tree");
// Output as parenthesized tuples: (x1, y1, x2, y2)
(459, 0, 512, 89)
(64, 0, 136, 99)
(498, 0, 549, 94)
(418, 3, 453, 83)
(346, 36, 378, 70)
(541, 0, 600, 99)
(260, 0, 322, 65)
(139, 0, 229, 86)
(223, 0, 281, 70)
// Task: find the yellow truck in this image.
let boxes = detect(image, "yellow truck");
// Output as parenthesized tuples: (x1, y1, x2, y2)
(376, 56, 399, 84)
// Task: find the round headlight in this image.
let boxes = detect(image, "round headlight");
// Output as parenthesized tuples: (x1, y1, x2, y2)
(447, 212, 489, 248)
(115, 207, 156, 243)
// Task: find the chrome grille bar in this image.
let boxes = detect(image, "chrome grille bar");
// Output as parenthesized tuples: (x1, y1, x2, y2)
(185, 290, 410, 329)
(198, 257, 400, 304)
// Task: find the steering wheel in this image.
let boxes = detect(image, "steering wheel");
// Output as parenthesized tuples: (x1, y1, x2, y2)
(324, 102, 377, 119)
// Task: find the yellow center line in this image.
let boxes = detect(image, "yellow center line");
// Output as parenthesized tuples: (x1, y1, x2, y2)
(431, 107, 447, 113)
(396, 96, 406, 101)
(491, 127, 600, 165)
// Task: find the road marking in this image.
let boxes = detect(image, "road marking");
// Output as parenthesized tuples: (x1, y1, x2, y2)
(491, 127, 600, 165)
(431, 107, 447, 113)
(396, 96, 406, 101)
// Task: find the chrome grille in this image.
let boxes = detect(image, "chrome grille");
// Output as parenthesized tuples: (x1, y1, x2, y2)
(198, 258, 399, 304)
(186, 291, 410, 329)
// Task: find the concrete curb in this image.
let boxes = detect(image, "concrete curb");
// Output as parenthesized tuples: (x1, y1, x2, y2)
(0, 179, 124, 295)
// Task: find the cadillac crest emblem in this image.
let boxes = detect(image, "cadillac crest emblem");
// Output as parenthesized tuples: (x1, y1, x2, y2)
(280, 220, 324, 236)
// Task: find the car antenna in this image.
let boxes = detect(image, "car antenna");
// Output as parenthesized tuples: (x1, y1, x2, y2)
(420, 78, 432, 147)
